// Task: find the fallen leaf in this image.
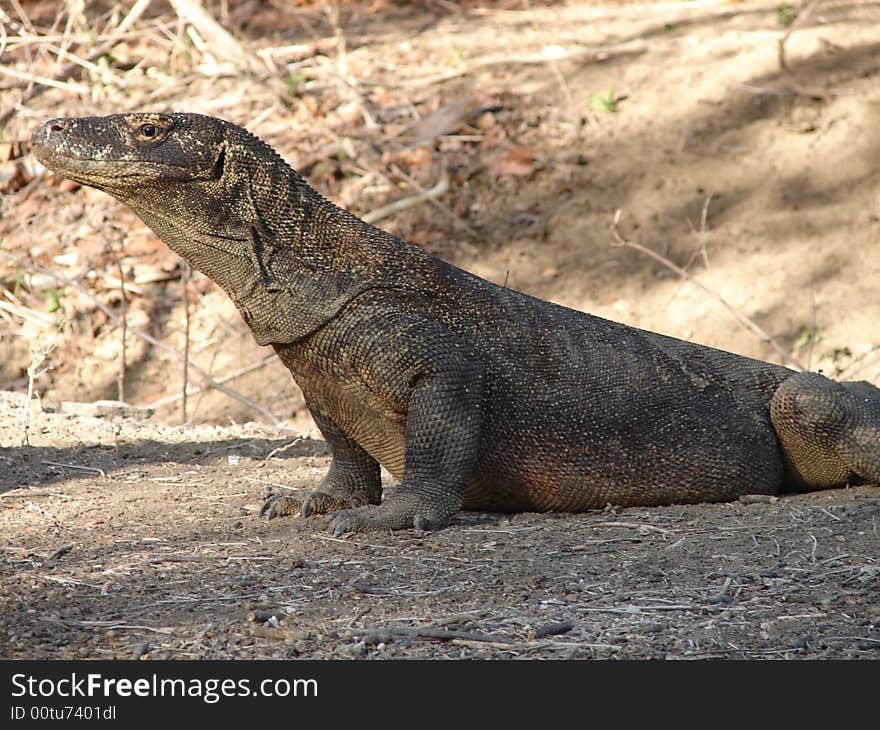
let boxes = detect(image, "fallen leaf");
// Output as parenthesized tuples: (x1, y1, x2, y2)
(490, 147, 536, 177)
(393, 145, 435, 173)
(401, 96, 476, 145)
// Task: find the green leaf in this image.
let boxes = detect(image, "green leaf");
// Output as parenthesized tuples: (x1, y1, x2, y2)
(792, 329, 823, 354)
(43, 287, 63, 313)
(589, 88, 618, 113)
(285, 71, 307, 94)
(777, 5, 798, 28)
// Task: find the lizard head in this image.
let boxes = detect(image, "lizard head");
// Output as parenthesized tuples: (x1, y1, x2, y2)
(30, 111, 295, 258)
(31, 111, 368, 345)
(31, 112, 229, 196)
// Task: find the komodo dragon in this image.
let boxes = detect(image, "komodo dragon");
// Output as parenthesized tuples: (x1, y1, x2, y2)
(31, 112, 880, 534)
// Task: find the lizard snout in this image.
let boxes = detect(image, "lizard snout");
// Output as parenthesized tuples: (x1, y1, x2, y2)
(31, 118, 70, 150)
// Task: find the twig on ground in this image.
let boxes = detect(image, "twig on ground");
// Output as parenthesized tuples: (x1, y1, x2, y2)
(242, 478, 307, 491)
(22, 40, 125, 84)
(362, 175, 450, 225)
(311, 534, 398, 550)
(0, 296, 55, 327)
(587, 521, 676, 537)
(579, 604, 697, 614)
(168, 0, 259, 73)
(72, 621, 175, 635)
(7, 0, 36, 35)
(684, 194, 714, 266)
(0, 65, 89, 95)
(387, 164, 485, 250)
(610, 209, 806, 371)
(736, 83, 795, 96)
(0, 12, 7, 62)
(778, 0, 829, 100)
(265, 437, 312, 460)
(321, 0, 378, 130)
(361, 626, 514, 645)
(547, 53, 581, 136)
(0, 488, 58, 500)
(41, 461, 107, 478)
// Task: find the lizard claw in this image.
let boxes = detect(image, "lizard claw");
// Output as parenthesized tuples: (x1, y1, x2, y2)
(301, 490, 356, 518)
(326, 506, 373, 536)
(262, 489, 373, 527)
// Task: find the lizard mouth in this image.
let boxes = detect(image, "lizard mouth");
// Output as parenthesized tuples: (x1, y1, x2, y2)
(32, 144, 188, 182)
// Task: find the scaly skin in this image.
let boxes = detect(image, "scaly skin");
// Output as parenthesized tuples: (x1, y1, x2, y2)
(31, 113, 880, 534)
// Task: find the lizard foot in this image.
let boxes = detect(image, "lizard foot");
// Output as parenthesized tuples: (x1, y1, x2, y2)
(326, 504, 447, 536)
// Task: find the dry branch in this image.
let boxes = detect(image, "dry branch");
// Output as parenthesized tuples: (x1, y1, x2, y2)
(587, 521, 675, 537)
(168, 0, 260, 73)
(388, 165, 485, 249)
(22, 345, 53, 446)
(181, 263, 191, 424)
(148, 355, 278, 409)
(399, 41, 648, 87)
(321, 0, 378, 130)
(360, 626, 514, 645)
(41, 460, 106, 478)
(0, 0, 153, 127)
(610, 209, 806, 371)
(778, 0, 830, 100)
(0, 252, 284, 427)
(0, 65, 89, 95)
(361, 175, 449, 225)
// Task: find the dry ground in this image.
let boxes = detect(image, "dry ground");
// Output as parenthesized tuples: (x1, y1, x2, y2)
(1, 391, 878, 660)
(1, 0, 879, 659)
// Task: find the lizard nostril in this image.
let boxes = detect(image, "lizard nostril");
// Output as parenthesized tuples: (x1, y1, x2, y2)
(49, 120, 67, 133)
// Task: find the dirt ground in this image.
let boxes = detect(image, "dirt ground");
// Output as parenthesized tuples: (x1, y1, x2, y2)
(1, 0, 879, 659)
(1, 391, 878, 660)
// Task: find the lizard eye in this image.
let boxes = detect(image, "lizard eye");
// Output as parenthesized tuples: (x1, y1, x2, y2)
(140, 123, 157, 138)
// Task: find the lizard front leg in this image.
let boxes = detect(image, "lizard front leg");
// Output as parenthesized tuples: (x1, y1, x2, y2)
(327, 359, 484, 535)
(261, 400, 381, 519)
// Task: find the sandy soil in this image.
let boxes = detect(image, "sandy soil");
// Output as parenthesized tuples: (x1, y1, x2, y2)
(1, 0, 878, 659)
(1, 391, 878, 660)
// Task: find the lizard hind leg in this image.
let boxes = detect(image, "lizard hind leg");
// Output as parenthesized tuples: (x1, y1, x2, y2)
(770, 372, 880, 489)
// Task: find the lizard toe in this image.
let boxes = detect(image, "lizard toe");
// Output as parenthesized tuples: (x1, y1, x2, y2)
(301, 491, 355, 518)
(260, 494, 303, 520)
(412, 511, 446, 531)
(327, 507, 374, 536)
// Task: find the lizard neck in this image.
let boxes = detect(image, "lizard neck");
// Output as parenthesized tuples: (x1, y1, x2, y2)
(122, 142, 437, 345)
